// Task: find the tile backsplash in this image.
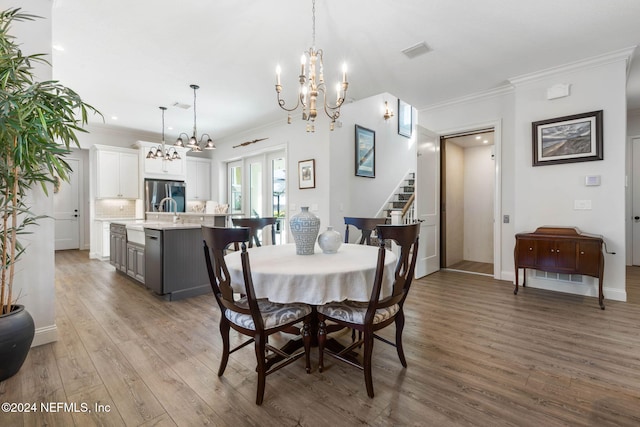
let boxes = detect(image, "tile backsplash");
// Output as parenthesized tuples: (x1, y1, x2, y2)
(95, 199, 137, 218)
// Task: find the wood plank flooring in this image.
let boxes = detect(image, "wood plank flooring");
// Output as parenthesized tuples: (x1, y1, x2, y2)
(446, 260, 494, 276)
(2, 249, 640, 426)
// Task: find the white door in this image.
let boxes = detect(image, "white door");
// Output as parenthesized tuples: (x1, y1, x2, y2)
(415, 126, 440, 277)
(54, 158, 80, 250)
(632, 138, 640, 265)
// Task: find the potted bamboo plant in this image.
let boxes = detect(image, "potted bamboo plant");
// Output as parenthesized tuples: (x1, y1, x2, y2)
(0, 8, 99, 381)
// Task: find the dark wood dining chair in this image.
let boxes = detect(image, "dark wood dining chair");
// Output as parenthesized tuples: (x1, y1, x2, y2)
(232, 217, 277, 247)
(317, 223, 420, 398)
(344, 217, 388, 245)
(202, 226, 312, 405)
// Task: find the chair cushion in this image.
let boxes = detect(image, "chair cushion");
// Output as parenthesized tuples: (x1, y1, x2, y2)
(225, 298, 312, 330)
(317, 300, 399, 325)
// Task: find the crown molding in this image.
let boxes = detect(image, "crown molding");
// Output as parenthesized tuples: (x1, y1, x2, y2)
(420, 85, 514, 112)
(509, 46, 636, 86)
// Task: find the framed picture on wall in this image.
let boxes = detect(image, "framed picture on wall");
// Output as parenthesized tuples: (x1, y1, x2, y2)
(298, 159, 316, 189)
(532, 110, 603, 166)
(398, 99, 412, 138)
(355, 124, 375, 178)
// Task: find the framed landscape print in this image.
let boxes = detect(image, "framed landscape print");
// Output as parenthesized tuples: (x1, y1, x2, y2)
(355, 125, 375, 178)
(398, 99, 412, 138)
(532, 110, 603, 166)
(298, 159, 315, 189)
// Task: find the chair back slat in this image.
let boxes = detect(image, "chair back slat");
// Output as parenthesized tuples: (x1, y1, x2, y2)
(365, 223, 420, 320)
(344, 217, 388, 245)
(232, 217, 278, 247)
(202, 226, 254, 316)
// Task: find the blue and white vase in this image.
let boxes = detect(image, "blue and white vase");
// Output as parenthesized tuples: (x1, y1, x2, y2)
(318, 226, 342, 254)
(289, 206, 320, 255)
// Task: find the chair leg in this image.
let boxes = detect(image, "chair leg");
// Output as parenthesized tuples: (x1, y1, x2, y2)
(218, 319, 231, 376)
(363, 332, 375, 398)
(302, 320, 311, 374)
(318, 318, 326, 373)
(254, 333, 267, 405)
(395, 311, 407, 368)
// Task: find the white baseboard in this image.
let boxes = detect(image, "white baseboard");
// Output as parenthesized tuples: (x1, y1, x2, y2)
(32, 324, 58, 347)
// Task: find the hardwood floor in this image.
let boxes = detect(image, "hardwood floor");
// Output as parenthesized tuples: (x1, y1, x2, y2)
(446, 260, 494, 276)
(2, 249, 640, 426)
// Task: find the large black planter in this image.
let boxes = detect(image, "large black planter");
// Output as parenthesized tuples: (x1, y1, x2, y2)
(0, 305, 35, 382)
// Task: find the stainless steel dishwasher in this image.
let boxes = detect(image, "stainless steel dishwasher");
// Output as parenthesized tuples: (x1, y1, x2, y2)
(144, 228, 163, 294)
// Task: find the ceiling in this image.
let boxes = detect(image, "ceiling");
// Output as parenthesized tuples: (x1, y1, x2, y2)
(42, 0, 640, 142)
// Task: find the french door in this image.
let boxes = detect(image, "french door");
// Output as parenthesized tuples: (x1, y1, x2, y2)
(227, 149, 287, 244)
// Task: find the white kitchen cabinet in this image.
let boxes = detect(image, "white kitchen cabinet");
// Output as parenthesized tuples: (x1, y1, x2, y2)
(89, 220, 111, 259)
(137, 141, 188, 180)
(186, 157, 211, 201)
(94, 145, 139, 199)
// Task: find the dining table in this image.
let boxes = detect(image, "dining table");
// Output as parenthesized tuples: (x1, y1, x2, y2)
(224, 243, 397, 306)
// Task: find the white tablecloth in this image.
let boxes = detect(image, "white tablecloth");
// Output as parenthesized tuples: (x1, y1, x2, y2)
(224, 244, 397, 305)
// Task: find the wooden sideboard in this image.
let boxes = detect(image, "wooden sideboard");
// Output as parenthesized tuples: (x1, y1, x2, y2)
(514, 226, 605, 309)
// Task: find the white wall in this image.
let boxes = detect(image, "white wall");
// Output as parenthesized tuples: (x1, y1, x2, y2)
(512, 53, 629, 302)
(464, 145, 494, 264)
(626, 109, 640, 265)
(445, 142, 464, 266)
(420, 49, 630, 303)
(212, 93, 416, 239)
(420, 88, 516, 279)
(328, 93, 417, 229)
(3, 0, 57, 346)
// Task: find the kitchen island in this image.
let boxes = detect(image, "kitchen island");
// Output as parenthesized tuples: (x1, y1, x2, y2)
(110, 213, 231, 300)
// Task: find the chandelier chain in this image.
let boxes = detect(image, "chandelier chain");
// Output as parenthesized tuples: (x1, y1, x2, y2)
(192, 86, 197, 137)
(311, 0, 316, 47)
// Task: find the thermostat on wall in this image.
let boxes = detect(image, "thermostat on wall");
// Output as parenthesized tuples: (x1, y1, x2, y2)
(585, 175, 601, 186)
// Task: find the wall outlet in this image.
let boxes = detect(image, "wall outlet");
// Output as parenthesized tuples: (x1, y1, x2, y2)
(574, 200, 592, 210)
(503, 215, 510, 224)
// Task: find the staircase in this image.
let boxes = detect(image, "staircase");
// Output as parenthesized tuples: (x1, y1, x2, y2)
(384, 172, 415, 223)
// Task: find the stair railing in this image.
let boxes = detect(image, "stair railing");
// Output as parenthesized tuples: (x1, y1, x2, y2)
(375, 169, 416, 219)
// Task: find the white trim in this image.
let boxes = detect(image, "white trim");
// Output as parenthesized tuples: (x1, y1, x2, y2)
(421, 85, 514, 112)
(32, 324, 58, 347)
(437, 120, 503, 281)
(509, 46, 636, 86)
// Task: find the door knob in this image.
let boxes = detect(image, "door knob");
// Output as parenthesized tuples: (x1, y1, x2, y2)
(635, 216, 640, 221)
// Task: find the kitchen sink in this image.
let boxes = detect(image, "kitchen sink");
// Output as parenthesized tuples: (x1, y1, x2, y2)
(126, 224, 146, 246)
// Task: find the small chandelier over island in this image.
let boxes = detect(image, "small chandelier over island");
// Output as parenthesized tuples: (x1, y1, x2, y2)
(275, 0, 348, 132)
(175, 84, 216, 152)
(146, 106, 181, 161)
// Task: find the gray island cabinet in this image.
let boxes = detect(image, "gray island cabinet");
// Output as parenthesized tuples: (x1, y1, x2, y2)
(144, 226, 210, 300)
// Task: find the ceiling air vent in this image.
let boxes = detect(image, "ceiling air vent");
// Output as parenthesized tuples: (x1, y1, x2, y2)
(401, 42, 431, 59)
(172, 102, 191, 109)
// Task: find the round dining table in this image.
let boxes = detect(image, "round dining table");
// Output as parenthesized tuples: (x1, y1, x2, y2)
(224, 243, 397, 305)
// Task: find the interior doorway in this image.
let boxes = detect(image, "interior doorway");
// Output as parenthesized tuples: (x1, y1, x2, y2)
(440, 129, 495, 276)
(54, 157, 81, 250)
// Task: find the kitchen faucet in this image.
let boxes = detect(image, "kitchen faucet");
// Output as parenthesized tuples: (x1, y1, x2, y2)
(159, 197, 177, 214)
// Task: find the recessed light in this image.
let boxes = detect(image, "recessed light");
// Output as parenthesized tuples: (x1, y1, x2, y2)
(483, 140, 489, 144)
(475, 135, 481, 140)
(52, 44, 64, 51)
(111, 116, 118, 120)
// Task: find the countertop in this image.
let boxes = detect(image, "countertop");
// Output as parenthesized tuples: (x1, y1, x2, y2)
(111, 219, 203, 231)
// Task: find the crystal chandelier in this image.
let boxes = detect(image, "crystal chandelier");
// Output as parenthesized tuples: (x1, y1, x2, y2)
(275, 0, 348, 132)
(146, 106, 181, 161)
(175, 84, 216, 151)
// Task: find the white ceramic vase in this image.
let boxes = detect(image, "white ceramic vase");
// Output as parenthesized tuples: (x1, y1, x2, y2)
(289, 206, 320, 255)
(318, 226, 342, 254)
